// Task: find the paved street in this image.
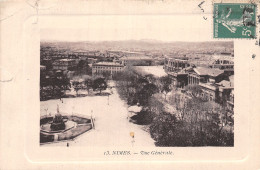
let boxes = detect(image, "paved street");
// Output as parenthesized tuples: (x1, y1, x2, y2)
(40, 86, 155, 147)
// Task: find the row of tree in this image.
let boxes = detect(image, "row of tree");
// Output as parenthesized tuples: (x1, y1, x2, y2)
(71, 76, 107, 95)
(40, 71, 71, 100)
(72, 60, 92, 75)
(150, 110, 233, 146)
(114, 66, 172, 106)
(114, 66, 234, 146)
(40, 70, 108, 100)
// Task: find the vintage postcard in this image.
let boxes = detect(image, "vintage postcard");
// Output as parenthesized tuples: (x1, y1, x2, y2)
(0, 0, 260, 169)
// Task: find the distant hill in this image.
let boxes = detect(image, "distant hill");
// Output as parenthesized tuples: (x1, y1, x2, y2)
(41, 40, 233, 54)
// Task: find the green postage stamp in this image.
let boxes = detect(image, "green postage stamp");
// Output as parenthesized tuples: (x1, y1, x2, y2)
(214, 3, 257, 39)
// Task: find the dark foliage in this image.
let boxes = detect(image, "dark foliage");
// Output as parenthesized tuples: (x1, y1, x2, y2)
(159, 76, 172, 99)
(92, 77, 107, 94)
(40, 71, 71, 100)
(150, 111, 234, 147)
(130, 110, 154, 125)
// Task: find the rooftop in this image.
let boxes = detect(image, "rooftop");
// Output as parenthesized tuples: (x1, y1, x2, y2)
(212, 54, 234, 61)
(216, 75, 234, 88)
(194, 67, 224, 77)
(199, 83, 218, 91)
(216, 80, 234, 89)
(93, 62, 124, 66)
(168, 72, 188, 77)
(168, 57, 189, 61)
(166, 55, 189, 60)
(120, 56, 152, 60)
(59, 59, 76, 61)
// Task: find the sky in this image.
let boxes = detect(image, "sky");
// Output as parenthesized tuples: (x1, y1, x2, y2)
(40, 14, 214, 42)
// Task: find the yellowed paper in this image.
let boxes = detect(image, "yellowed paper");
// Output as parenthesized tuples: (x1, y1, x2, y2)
(0, 0, 260, 169)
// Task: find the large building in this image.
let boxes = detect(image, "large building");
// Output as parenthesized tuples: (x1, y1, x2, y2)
(209, 55, 234, 75)
(164, 57, 190, 72)
(188, 71, 233, 104)
(164, 53, 234, 112)
(92, 62, 125, 75)
(87, 58, 98, 64)
(187, 67, 227, 101)
(188, 67, 226, 85)
(74, 51, 100, 60)
(216, 75, 234, 112)
(198, 83, 219, 101)
(164, 63, 232, 103)
(164, 56, 191, 88)
(194, 75, 234, 106)
(168, 67, 192, 88)
(52, 59, 77, 70)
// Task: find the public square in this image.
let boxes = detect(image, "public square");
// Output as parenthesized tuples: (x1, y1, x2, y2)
(40, 85, 155, 147)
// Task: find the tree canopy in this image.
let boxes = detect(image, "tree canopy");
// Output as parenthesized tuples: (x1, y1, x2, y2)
(92, 77, 107, 94)
(159, 76, 172, 99)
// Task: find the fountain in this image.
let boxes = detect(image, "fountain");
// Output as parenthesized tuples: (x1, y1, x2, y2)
(40, 105, 94, 144)
(50, 105, 67, 131)
(40, 105, 72, 133)
(50, 113, 67, 131)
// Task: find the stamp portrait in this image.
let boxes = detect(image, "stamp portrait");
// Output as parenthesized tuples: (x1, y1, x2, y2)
(214, 3, 256, 38)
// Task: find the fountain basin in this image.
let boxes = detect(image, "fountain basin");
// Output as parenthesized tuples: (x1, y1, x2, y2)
(41, 120, 76, 134)
(40, 115, 93, 144)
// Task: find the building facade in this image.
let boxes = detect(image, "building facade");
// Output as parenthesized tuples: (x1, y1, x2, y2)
(209, 55, 234, 75)
(168, 72, 189, 88)
(199, 83, 219, 101)
(216, 75, 234, 112)
(52, 59, 77, 70)
(92, 62, 125, 75)
(188, 67, 225, 85)
(164, 57, 189, 72)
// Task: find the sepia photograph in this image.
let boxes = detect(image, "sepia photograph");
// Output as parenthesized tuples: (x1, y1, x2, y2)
(40, 36, 234, 147)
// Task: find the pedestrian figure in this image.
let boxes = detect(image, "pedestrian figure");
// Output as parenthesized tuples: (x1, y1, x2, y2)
(67, 142, 69, 147)
(130, 132, 135, 147)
